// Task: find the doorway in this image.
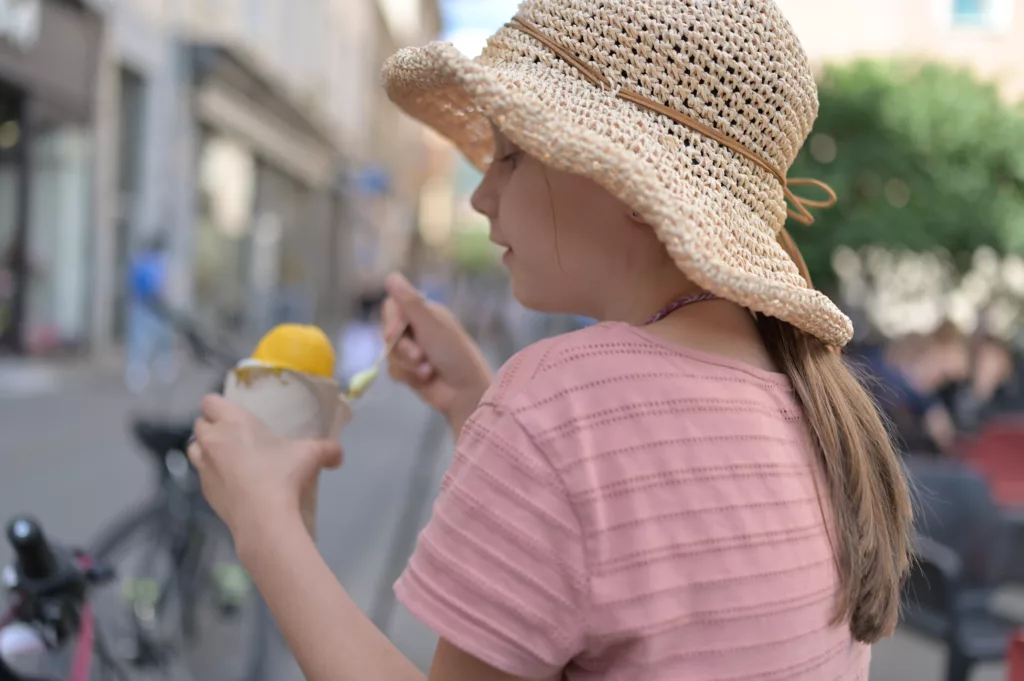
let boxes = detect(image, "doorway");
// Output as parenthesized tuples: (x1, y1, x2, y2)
(0, 81, 26, 352)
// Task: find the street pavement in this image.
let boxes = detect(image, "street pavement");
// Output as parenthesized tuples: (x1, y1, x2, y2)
(0, 358, 1013, 680)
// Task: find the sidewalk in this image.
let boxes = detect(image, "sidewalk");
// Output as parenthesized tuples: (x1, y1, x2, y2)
(0, 357, 94, 397)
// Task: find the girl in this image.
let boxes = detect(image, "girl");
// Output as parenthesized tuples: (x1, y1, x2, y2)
(188, 1, 913, 679)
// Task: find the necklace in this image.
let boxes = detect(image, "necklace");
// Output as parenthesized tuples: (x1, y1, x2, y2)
(643, 291, 719, 326)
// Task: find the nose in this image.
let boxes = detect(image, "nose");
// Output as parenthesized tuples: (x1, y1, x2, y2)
(471, 165, 500, 220)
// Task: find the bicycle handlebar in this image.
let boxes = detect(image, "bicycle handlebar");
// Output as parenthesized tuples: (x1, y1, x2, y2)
(7, 520, 57, 583)
(0, 518, 115, 681)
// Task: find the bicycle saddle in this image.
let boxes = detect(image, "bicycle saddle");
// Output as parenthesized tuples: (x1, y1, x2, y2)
(132, 418, 194, 457)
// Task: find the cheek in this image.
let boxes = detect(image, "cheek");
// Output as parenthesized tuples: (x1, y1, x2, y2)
(497, 169, 556, 252)
(548, 207, 633, 278)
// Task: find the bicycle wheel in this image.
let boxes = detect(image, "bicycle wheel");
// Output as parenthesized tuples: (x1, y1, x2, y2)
(89, 499, 274, 681)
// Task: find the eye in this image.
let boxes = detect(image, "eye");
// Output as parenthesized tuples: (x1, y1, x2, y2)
(497, 149, 523, 168)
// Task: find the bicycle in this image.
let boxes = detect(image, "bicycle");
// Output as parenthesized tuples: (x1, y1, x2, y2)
(0, 517, 127, 681)
(84, 299, 274, 681)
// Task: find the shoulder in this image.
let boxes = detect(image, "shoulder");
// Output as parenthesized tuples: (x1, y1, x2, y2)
(470, 323, 796, 453)
(483, 321, 791, 407)
(482, 322, 674, 404)
(455, 324, 649, 478)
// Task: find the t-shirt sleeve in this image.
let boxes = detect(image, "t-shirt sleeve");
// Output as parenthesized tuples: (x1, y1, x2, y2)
(394, 404, 588, 678)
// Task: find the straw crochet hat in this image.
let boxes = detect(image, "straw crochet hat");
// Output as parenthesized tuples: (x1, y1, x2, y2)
(383, 0, 853, 347)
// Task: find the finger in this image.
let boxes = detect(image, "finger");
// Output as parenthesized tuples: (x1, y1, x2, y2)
(415, 361, 435, 380)
(384, 273, 433, 331)
(387, 360, 419, 385)
(200, 394, 234, 423)
(193, 417, 214, 450)
(388, 351, 435, 381)
(303, 440, 344, 470)
(381, 298, 406, 340)
(387, 358, 434, 387)
(394, 337, 424, 363)
(187, 441, 205, 469)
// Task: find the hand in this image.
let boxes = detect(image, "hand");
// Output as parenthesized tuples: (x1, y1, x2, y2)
(187, 395, 343, 548)
(382, 273, 493, 433)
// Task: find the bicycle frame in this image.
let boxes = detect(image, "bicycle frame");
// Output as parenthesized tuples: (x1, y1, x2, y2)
(0, 537, 117, 681)
(123, 449, 221, 652)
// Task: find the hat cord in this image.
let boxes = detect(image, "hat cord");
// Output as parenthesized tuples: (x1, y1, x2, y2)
(507, 17, 837, 230)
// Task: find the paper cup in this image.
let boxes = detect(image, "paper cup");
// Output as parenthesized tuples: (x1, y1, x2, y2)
(223, 365, 352, 538)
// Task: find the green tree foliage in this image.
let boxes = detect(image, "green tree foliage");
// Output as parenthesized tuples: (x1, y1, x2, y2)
(787, 60, 1024, 291)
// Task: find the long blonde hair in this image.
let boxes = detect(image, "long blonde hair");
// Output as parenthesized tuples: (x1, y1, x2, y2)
(757, 315, 913, 643)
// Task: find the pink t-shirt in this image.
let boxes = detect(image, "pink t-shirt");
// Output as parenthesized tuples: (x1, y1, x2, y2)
(395, 322, 869, 680)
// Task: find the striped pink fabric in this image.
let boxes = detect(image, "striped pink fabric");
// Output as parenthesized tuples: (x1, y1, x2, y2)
(395, 322, 869, 680)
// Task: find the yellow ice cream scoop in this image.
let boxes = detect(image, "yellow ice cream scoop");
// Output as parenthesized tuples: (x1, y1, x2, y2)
(250, 324, 336, 378)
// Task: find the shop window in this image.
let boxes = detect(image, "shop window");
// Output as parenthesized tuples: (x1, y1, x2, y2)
(196, 132, 255, 330)
(953, 0, 987, 25)
(24, 122, 93, 352)
(951, 0, 1014, 29)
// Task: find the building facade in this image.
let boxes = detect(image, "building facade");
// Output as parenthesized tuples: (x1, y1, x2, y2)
(778, 0, 1023, 98)
(0, 0, 103, 354)
(0, 0, 441, 355)
(89, 0, 442, 354)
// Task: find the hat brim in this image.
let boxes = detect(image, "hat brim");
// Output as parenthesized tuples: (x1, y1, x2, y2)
(383, 38, 853, 347)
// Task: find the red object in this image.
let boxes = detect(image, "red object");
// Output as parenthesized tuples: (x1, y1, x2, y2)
(1009, 630, 1024, 681)
(957, 417, 1024, 507)
(68, 601, 94, 681)
(69, 555, 95, 681)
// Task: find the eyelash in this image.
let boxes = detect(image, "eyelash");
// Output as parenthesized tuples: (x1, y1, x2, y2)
(498, 150, 522, 167)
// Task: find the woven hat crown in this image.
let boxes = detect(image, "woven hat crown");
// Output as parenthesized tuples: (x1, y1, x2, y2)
(505, 0, 819, 179)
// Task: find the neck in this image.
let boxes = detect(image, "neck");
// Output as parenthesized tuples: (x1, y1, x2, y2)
(590, 268, 704, 325)
(588, 273, 775, 372)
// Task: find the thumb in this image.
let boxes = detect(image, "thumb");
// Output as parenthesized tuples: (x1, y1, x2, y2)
(385, 273, 433, 330)
(301, 439, 344, 470)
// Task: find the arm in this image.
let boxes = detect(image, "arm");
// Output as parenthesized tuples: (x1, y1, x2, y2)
(236, 514, 422, 681)
(445, 388, 488, 439)
(236, 514, 559, 681)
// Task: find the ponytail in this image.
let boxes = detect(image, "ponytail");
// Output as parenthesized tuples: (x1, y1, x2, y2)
(756, 314, 913, 643)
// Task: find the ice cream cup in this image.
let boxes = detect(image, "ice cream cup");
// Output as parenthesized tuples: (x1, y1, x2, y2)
(223, 360, 353, 539)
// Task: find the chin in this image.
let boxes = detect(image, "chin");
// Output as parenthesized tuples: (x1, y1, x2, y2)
(509, 275, 576, 315)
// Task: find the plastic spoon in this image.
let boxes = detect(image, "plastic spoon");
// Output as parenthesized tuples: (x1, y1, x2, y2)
(346, 322, 411, 400)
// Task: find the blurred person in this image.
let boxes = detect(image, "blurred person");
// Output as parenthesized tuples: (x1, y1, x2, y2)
(857, 325, 968, 455)
(947, 332, 1024, 433)
(901, 323, 970, 452)
(125, 234, 176, 393)
(971, 334, 1024, 411)
(186, 2, 912, 681)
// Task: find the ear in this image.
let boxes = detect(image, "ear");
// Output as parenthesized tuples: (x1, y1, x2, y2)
(627, 209, 647, 225)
